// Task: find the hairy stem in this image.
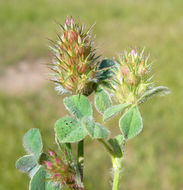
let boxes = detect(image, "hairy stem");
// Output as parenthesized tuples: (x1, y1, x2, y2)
(78, 140, 84, 182)
(112, 169, 120, 190)
(98, 139, 123, 190)
(112, 156, 122, 190)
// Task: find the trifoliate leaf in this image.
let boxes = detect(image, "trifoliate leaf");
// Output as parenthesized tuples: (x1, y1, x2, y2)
(16, 128, 43, 180)
(94, 87, 111, 114)
(16, 155, 37, 174)
(103, 103, 130, 121)
(82, 117, 109, 139)
(55, 116, 87, 143)
(64, 95, 92, 119)
(23, 128, 43, 159)
(119, 106, 143, 140)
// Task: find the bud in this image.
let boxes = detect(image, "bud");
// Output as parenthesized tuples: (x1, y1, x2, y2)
(55, 158, 61, 165)
(78, 35, 82, 44)
(138, 63, 147, 76)
(49, 176, 54, 180)
(127, 72, 137, 86)
(49, 150, 55, 157)
(106, 49, 152, 104)
(121, 65, 129, 76)
(70, 16, 74, 26)
(65, 17, 69, 26)
(129, 49, 138, 60)
(41, 151, 78, 189)
(50, 17, 99, 95)
(44, 161, 52, 169)
(54, 173, 61, 178)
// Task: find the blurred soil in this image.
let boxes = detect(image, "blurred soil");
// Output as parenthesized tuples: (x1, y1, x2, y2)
(0, 59, 49, 95)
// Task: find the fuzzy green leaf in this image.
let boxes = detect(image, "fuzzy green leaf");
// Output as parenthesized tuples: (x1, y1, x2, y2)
(119, 106, 143, 140)
(103, 103, 130, 121)
(23, 128, 43, 159)
(82, 117, 109, 139)
(16, 155, 37, 174)
(95, 87, 111, 114)
(30, 166, 60, 190)
(55, 116, 87, 143)
(64, 95, 92, 119)
(138, 86, 170, 104)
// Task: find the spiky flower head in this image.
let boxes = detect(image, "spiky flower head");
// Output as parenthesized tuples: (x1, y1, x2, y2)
(107, 49, 153, 104)
(41, 150, 79, 190)
(50, 16, 99, 96)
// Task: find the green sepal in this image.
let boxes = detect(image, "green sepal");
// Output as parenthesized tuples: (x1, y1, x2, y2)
(63, 95, 92, 119)
(108, 135, 124, 157)
(119, 106, 143, 140)
(82, 116, 109, 139)
(55, 116, 87, 143)
(94, 87, 111, 114)
(23, 128, 43, 159)
(103, 103, 130, 121)
(96, 59, 116, 81)
(16, 155, 37, 174)
(38, 153, 48, 165)
(30, 166, 60, 190)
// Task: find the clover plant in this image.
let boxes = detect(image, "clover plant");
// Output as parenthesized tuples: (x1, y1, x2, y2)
(16, 17, 169, 190)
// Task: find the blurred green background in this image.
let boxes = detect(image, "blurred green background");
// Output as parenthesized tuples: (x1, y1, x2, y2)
(0, 0, 182, 189)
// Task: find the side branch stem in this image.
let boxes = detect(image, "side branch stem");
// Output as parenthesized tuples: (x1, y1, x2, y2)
(98, 139, 123, 190)
(78, 140, 84, 182)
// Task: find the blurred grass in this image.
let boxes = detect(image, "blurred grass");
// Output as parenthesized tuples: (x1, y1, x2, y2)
(0, 0, 183, 189)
